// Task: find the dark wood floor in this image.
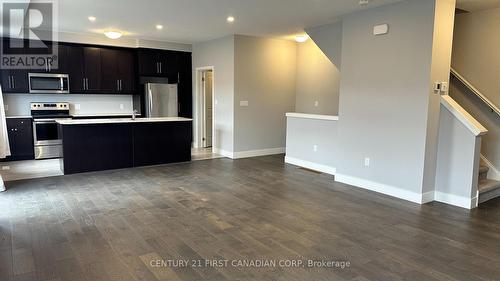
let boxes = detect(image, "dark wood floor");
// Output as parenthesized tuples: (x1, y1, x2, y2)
(1, 155, 499, 281)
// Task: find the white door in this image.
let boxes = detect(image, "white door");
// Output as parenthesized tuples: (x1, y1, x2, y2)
(203, 71, 213, 147)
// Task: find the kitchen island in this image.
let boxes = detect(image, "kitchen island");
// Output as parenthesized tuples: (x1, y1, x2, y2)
(57, 117, 192, 174)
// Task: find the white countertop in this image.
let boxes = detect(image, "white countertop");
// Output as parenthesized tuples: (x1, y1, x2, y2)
(57, 117, 192, 125)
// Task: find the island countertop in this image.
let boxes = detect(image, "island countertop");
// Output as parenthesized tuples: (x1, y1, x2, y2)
(57, 117, 192, 125)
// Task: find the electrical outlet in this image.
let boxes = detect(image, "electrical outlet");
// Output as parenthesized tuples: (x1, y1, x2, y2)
(119, 104, 124, 110)
(75, 104, 81, 110)
(364, 157, 370, 167)
(313, 145, 318, 152)
(314, 101, 319, 107)
(240, 101, 249, 107)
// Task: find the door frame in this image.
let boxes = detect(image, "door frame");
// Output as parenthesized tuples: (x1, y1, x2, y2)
(194, 66, 215, 149)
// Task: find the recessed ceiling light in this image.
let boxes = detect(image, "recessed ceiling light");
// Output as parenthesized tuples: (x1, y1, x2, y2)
(359, 0, 370, 6)
(104, 30, 122, 39)
(227, 16, 235, 23)
(295, 35, 309, 43)
(88, 16, 96, 22)
(156, 24, 163, 30)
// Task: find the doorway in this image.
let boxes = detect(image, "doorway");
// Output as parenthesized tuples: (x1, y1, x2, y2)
(202, 70, 213, 148)
(192, 67, 221, 161)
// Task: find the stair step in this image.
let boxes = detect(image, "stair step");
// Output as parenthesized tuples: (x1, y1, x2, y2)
(479, 166, 489, 175)
(478, 179, 500, 204)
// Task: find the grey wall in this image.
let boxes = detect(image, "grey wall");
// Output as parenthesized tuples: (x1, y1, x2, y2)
(285, 117, 338, 171)
(450, 77, 500, 174)
(435, 103, 480, 200)
(305, 21, 343, 67)
(295, 39, 340, 115)
(192, 35, 235, 153)
(452, 7, 500, 106)
(336, 0, 437, 194)
(4, 94, 134, 117)
(233, 35, 297, 152)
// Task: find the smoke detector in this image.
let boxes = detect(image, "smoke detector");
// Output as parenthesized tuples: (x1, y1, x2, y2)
(359, 0, 371, 5)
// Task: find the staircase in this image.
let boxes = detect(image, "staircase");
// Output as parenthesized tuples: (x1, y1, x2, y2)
(478, 165, 500, 204)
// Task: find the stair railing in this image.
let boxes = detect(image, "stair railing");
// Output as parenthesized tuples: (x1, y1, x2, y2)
(450, 68, 500, 116)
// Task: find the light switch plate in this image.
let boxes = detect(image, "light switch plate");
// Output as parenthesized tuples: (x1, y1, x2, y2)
(240, 101, 249, 107)
(373, 24, 389, 35)
(314, 101, 319, 107)
(364, 157, 370, 167)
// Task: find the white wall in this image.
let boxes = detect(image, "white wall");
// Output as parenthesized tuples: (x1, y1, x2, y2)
(233, 35, 297, 154)
(295, 39, 340, 115)
(192, 35, 235, 154)
(336, 0, 439, 196)
(422, 0, 456, 194)
(4, 94, 134, 117)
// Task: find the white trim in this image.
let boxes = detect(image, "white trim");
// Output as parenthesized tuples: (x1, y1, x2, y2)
(285, 112, 339, 121)
(434, 191, 478, 210)
(421, 191, 435, 204)
(232, 147, 285, 159)
(440, 95, 488, 136)
(480, 154, 500, 181)
(335, 174, 425, 204)
(213, 148, 234, 159)
(284, 156, 336, 175)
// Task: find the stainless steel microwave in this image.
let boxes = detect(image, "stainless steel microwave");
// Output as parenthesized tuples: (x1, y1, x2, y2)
(28, 73, 70, 94)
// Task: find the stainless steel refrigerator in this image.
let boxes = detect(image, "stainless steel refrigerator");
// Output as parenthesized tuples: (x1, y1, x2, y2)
(144, 83, 179, 117)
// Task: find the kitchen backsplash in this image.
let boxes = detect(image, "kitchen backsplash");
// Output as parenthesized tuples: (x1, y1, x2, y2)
(3, 94, 135, 117)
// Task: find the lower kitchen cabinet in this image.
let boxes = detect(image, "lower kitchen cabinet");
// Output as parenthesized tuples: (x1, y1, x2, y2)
(3, 118, 34, 161)
(59, 120, 192, 174)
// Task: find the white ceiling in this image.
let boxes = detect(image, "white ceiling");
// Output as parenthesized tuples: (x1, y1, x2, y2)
(55, 0, 404, 43)
(3, 0, 499, 44)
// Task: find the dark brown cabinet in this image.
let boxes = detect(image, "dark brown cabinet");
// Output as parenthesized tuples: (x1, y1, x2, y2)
(3, 118, 34, 161)
(177, 52, 192, 118)
(101, 48, 135, 93)
(0, 68, 28, 93)
(137, 49, 178, 80)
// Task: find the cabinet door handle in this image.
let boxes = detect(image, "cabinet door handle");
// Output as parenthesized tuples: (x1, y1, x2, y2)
(119, 80, 122, 91)
(159, 62, 162, 74)
(156, 62, 159, 74)
(11, 76, 15, 88)
(117, 80, 119, 91)
(8, 76, 12, 88)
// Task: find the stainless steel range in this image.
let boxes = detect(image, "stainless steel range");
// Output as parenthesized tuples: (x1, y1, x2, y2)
(31, 102, 72, 159)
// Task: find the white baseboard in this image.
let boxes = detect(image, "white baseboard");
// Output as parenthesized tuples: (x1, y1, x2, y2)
(213, 147, 284, 160)
(232, 147, 285, 159)
(421, 191, 435, 204)
(480, 154, 500, 181)
(284, 156, 336, 175)
(213, 148, 234, 159)
(335, 174, 426, 204)
(434, 191, 477, 209)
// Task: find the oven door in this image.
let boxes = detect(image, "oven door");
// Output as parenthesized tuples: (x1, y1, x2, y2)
(33, 120, 61, 146)
(29, 73, 70, 94)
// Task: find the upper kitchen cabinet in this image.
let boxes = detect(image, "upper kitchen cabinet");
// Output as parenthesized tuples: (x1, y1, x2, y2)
(101, 48, 136, 94)
(0, 68, 28, 93)
(137, 49, 178, 80)
(65, 45, 101, 93)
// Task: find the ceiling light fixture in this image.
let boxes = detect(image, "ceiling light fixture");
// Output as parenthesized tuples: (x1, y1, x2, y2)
(359, 0, 370, 6)
(295, 35, 309, 43)
(156, 24, 163, 30)
(104, 30, 123, 39)
(88, 16, 96, 22)
(227, 16, 235, 23)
